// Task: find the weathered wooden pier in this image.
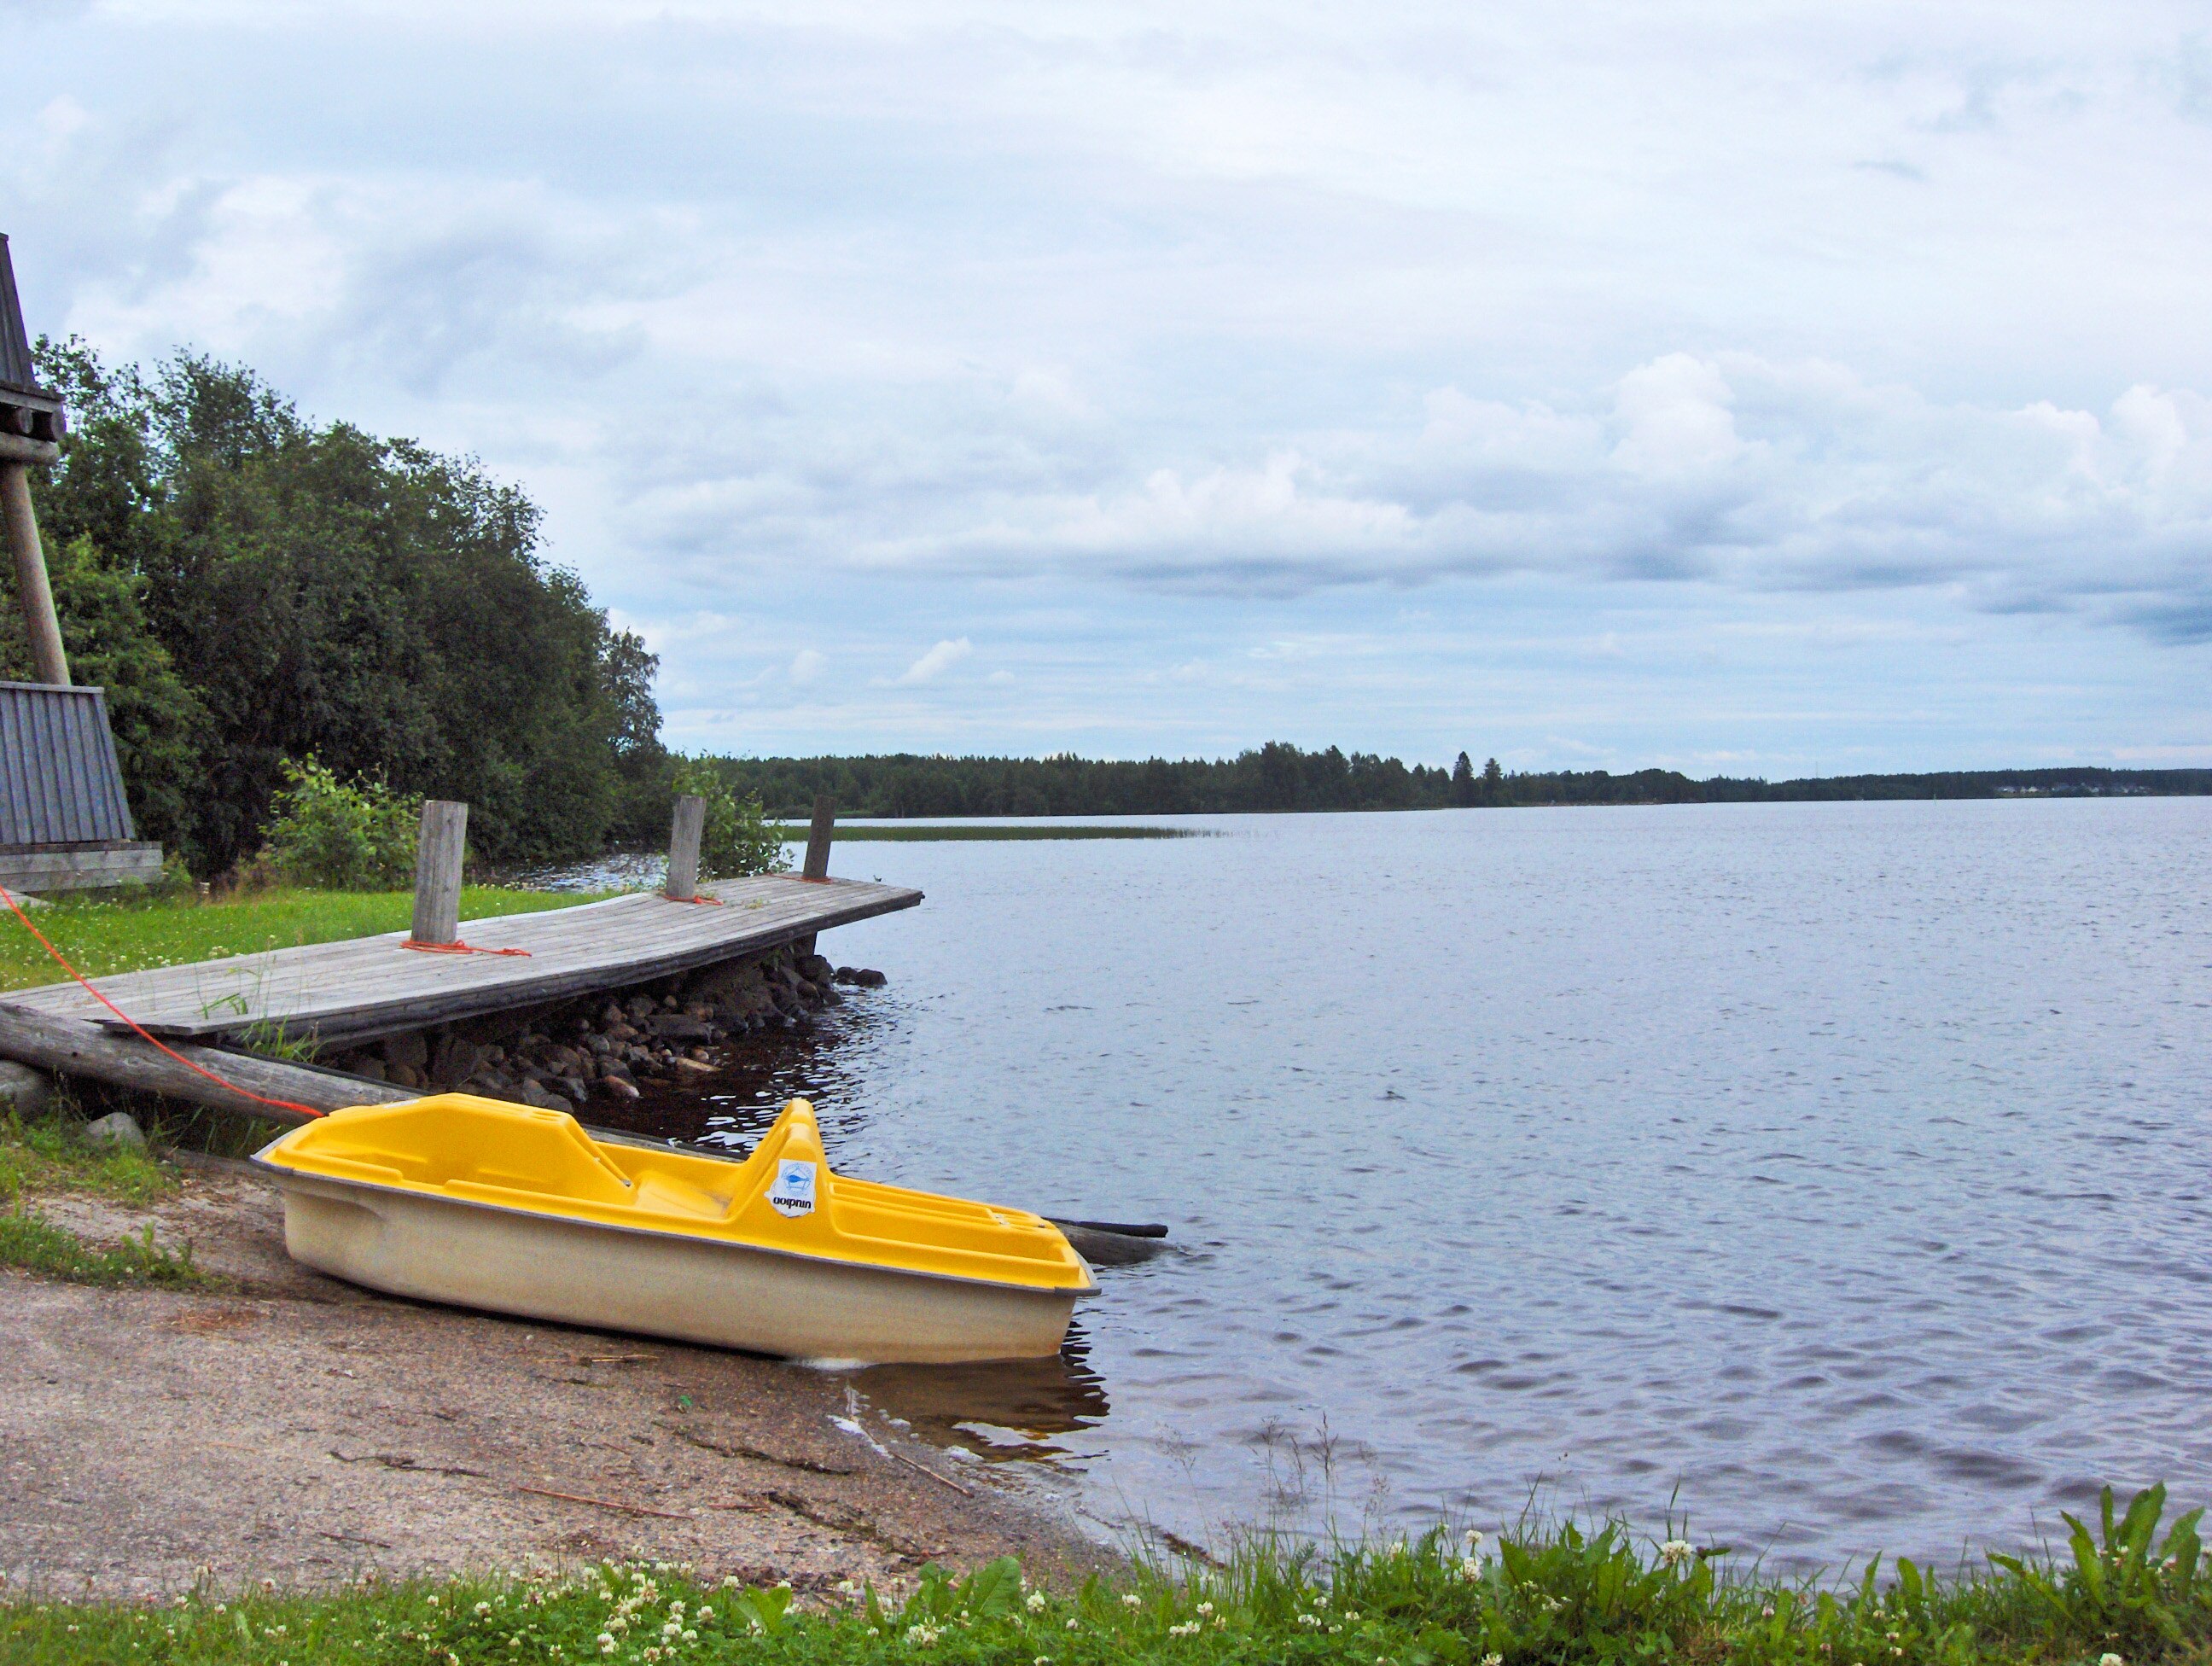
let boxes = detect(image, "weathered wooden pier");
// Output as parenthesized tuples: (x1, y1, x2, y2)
(0, 795, 920, 1124)
(5, 871, 919, 1048)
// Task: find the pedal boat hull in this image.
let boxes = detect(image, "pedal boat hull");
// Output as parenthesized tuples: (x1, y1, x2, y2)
(253, 1097, 1092, 1364)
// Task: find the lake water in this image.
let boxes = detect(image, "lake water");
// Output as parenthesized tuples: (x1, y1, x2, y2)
(602, 800, 2212, 1570)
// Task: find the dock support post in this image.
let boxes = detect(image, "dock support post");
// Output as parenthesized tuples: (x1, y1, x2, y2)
(666, 794, 706, 900)
(0, 458, 70, 687)
(409, 800, 468, 946)
(801, 795, 835, 881)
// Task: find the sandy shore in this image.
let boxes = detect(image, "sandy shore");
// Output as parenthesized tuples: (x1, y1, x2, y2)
(0, 1160, 1112, 1599)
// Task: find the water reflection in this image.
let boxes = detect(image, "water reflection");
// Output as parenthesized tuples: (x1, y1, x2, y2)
(849, 1330, 1113, 1463)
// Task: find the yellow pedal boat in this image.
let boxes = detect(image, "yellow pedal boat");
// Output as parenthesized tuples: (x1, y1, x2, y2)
(252, 1095, 1094, 1363)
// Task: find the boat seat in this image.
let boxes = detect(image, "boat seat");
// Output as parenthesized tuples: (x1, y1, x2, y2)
(631, 1172, 731, 1221)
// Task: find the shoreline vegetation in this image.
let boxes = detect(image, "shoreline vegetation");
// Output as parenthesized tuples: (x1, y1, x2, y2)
(709, 749, 2212, 821)
(3, 1486, 2207, 1664)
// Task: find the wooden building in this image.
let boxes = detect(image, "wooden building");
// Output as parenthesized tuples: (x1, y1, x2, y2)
(0, 234, 163, 893)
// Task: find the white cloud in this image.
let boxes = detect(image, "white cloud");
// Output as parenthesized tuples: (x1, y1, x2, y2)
(896, 637, 974, 684)
(9, 0, 2211, 764)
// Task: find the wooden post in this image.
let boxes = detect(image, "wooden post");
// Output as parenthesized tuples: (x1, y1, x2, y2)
(666, 794, 706, 900)
(0, 460, 69, 686)
(409, 800, 467, 946)
(801, 795, 835, 882)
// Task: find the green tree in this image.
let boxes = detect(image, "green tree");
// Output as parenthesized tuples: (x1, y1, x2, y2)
(26, 341, 662, 874)
(0, 533, 204, 851)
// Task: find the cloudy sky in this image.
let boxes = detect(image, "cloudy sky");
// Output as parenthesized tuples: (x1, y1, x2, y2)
(7, 1, 2211, 772)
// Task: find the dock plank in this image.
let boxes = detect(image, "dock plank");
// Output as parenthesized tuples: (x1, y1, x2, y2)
(7, 875, 922, 1044)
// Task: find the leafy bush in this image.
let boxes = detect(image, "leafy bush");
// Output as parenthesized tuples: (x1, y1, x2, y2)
(672, 758, 788, 880)
(258, 757, 422, 890)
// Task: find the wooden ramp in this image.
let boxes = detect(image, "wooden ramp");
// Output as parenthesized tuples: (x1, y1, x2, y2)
(7, 875, 921, 1047)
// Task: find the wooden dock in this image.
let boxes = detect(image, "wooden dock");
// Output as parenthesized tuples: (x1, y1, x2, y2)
(5, 874, 922, 1047)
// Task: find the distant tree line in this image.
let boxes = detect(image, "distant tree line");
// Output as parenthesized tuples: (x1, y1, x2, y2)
(10, 343, 669, 875)
(702, 746, 2212, 820)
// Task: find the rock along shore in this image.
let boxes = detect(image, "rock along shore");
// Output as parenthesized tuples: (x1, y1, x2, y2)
(324, 947, 891, 1109)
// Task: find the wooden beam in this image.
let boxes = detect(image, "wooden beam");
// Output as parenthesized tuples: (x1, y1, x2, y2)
(802, 795, 835, 882)
(0, 433, 60, 467)
(409, 800, 467, 946)
(0, 460, 69, 686)
(666, 795, 706, 900)
(0, 843, 164, 894)
(0, 1000, 410, 1127)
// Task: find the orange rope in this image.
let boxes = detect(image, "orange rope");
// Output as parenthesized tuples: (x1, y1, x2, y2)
(661, 894, 725, 907)
(0, 882, 325, 1119)
(400, 940, 533, 956)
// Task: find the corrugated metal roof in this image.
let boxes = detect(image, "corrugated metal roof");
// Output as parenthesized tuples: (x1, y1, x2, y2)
(0, 234, 51, 400)
(0, 683, 139, 847)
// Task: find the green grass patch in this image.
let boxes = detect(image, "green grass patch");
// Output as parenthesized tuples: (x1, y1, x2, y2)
(0, 1104, 213, 1288)
(0, 1207, 215, 1289)
(772, 824, 1198, 842)
(4, 1488, 2208, 1664)
(0, 885, 601, 993)
(0, 1105, 176, 1207)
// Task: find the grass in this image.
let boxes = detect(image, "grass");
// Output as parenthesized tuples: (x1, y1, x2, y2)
(0, 884, 600, 993)
(771, 824, 1198, 842)
(0, 1208, 213, 1288)
(0, 1104, 216, 1289)
(3, 1488, 2207, 1664)
(0, 1104, 175, 1206)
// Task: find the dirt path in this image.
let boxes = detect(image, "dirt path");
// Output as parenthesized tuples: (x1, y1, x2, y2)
(0, 1163, 1111, 1599)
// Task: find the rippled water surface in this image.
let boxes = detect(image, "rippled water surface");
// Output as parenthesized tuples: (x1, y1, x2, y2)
(623, 801, 2212, 1567)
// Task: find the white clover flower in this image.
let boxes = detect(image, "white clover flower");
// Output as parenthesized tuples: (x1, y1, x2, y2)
(1481, 1654, 1504, 1666)
(1464, 1529, 1487, 1550)
(1066, 1617, 1080, 1630)
(1122, 1594, 1144, 1608)
(1658, 1540, 1693, 1568)
(1196, 1602, 1215, 1616)
(2101, 1656, 2124, 1666)
(1168, 1622, 1199, 1637)
(1027, 1590, 1048, 1612)
(1458, 1557, 1484, 1582)
(696, 1607, 713, 1622)
(475, 1603, 492, 1617)
(682, 1630, 697, 1644)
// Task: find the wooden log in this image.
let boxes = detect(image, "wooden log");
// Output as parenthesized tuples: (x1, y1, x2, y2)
(666, 795, 706, 900)
(409, 800, 468, 945)
(0, 432, 61, 467)
(0, 459, 70, 686)
(0, 1001, 410, 1127)
(801, 795, 835, 882)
